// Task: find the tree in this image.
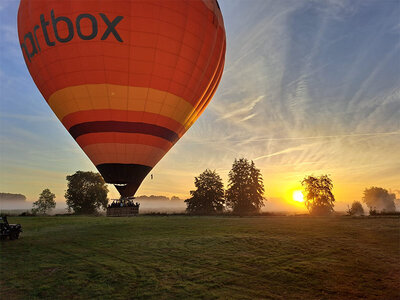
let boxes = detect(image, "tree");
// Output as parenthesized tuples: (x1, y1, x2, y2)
(301, 175, 335, 215)
(349, 201, 364, 216)
(185, 169, 225, 214)
(226, 158, 265, 214)
(362, 187, 396, 212)
(65, 171, 109, 214)
(32, 189, 56, 215)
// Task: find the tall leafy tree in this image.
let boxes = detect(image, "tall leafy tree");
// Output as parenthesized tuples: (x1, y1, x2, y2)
(65, 171, 109, 214)
(226, 158, 265, 214)
(302, 175, 335, 215)
(32, 188, 56, 215)
(185, 169, 225, 214)
(362, 187, 396, 212)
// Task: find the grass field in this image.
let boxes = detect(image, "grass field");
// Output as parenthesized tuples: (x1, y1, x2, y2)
(1, 216, 399, 299)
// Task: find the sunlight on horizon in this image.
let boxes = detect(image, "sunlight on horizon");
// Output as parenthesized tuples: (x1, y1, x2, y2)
(0, 0, 398, 212)
(293, 190, 304, 203)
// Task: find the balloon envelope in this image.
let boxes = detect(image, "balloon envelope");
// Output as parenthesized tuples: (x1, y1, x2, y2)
(18, 0, 226, 197)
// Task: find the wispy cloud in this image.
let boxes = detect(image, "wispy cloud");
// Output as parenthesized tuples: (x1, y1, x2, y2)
(0, 0, 399, 207)
(212, 95, 264, 122)
(0, 112, 56, 122)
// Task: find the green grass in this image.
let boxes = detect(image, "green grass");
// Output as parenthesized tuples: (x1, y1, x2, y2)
(1, 216, 399, 299)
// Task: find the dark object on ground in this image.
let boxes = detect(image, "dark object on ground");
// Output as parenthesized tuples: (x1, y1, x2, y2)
(19, 211, 35, 217)
(107, 197, 139, 217)
(54, 213, 75, 217)
(369, 209, 400, 216)
(0, 216, 22, 240)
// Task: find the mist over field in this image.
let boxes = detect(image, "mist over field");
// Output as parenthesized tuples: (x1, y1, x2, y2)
(132, 195, 186, 213)
(0, 193, 187, 214)
(0, 199, 31, 210)
(2, 191, 398, 215)
(0, 193, 306, 214)
(0, 193, 31, 210)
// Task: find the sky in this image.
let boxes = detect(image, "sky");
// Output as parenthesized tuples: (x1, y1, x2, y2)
(0, 0, 399, 211)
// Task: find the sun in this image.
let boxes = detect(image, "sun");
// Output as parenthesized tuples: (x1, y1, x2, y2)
(293, 190, 304, 202)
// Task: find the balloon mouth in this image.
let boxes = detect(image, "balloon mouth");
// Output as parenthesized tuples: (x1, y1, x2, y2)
(96, 163, 152, 198)
(114, 183, 141, 198)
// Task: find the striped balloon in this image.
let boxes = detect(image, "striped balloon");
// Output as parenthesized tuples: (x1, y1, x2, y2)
(18, 0, 226, 197)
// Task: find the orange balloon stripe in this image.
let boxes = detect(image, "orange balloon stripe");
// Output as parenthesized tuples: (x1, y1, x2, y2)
(76, 132, 173, 152)
(82, 143, 166, 167)
(62, 109, 185, 136)
(184, 37, 226, 128)
(181, 25, 223, 119)
(19, 0, 225, 106)
(193, 42, 225, 121)
(48, 84, 194, 130)
(186, 53, 225, 128)
(195, 58, 225, 120)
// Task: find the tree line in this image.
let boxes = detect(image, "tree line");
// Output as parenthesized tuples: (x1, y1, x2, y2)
(184, 162, 340, 215)
(0, 193, 26, 201)
(31, 171, 108, 215)
(347, 187, 398, 216)
(185, 166, 337, 215)
(185, 162, 398, 216)
(185, 158, 265, 214)
(28, 163, 398, 216)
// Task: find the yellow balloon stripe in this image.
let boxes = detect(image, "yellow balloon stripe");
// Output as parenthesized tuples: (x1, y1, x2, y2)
(48, 84, 195, 129)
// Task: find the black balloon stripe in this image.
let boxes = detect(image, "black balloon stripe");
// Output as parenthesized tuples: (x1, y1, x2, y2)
(96, 163, 152, 197)
(69, 121, 179, 143)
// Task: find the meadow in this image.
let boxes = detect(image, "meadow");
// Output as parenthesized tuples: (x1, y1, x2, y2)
(1, 216, 399, 299)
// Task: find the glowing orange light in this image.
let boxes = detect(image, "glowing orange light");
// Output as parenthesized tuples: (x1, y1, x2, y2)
(293, 190, 304, 202)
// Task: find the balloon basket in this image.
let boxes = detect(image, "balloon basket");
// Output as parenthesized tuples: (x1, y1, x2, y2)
(106, 197, 140, 217)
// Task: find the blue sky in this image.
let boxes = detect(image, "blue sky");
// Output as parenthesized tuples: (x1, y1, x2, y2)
(1, 0, 399, 211)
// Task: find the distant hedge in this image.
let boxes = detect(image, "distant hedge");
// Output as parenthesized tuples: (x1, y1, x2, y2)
(0, 193, 26, 201)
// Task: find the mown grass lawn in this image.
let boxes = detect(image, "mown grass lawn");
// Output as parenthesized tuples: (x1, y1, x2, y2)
(1, 216, 399, 299)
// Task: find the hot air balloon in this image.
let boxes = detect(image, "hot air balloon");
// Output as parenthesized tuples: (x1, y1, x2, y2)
(18, 0, 226, 197)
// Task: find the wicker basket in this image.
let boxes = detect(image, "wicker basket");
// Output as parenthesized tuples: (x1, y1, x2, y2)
(106, 206, 139, 217)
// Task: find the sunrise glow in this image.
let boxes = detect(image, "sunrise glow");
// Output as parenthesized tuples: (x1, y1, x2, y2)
(0, 0, 398, 213)
(293, 191, 304, 203)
